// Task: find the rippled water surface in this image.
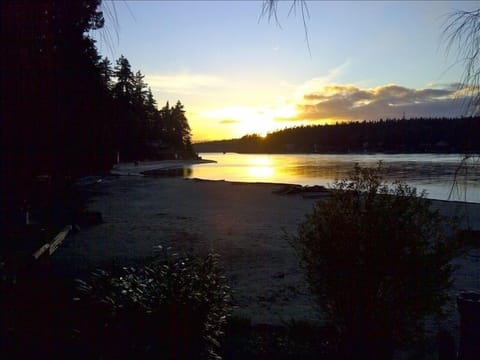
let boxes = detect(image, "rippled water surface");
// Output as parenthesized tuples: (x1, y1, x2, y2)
(187, 153, 480, 203)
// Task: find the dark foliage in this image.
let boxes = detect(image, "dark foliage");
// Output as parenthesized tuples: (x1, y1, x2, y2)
(1, 0, 196, 213)
(110, 55, 196, 162)
(223, 317, 336, 359)
(194, 117, 480, 154)
(1, 0, 114, 201)
(1, 250, 231, 359)
(293, 163, 458, 358)
(74, 251, 231, 359)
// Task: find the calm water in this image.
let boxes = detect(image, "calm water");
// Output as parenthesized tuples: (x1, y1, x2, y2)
(188, 153, 480, 203)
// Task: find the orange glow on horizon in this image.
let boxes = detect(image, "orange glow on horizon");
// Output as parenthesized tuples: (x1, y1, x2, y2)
(188, 81, 361, 142)
(190, 115, 340, 142)
(195, 102, 299, 140)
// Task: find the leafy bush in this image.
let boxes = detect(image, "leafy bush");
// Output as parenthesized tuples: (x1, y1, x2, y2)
(293, 163, 457, 358)
(74, 250, 231, 359)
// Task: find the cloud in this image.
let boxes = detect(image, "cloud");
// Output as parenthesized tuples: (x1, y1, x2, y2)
(219, 119, 240, 125)
(145, 73, 225, 94)
(426, 82, 462, 92)
(283, 83, 470, 122)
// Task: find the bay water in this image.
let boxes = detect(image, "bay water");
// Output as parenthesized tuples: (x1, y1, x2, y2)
(188, 153, 480, 203)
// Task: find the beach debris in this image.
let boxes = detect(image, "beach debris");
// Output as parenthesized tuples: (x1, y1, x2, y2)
(272, 184, 329, 196)
(33, 225, 72, 259)
(49, 225, 72, 255)
(141, 167, 192, 177)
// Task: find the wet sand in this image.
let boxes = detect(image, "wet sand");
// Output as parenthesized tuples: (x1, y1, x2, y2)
(52, 171, 480, 330)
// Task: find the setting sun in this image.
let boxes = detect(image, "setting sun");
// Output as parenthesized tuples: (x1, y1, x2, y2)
(203, 102, 298, 139)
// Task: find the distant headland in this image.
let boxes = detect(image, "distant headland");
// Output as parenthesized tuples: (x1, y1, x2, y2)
(194, 117, 480, 154)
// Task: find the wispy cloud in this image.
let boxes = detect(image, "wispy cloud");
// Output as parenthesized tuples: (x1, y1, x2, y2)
(145, 73, 225, 94)
(282, 83, 470, 122)
(218, 119, 240, 125)
(293, 59, 351, 101)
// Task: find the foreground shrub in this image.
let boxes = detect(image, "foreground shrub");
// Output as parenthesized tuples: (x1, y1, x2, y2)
(74, 250, 231, 359)
(223, 317, 335, 359)
(293, 163, 457, 358)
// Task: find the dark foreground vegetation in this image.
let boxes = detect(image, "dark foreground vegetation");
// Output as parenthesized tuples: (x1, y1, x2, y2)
(1, 0, 198, 293)
(0, 248, 334, 359)
(293, 164, 461, 358)
(2, 164, 479, 359)
(1, 0, 196, 215)
(1, 250, 231, 359)
(194, 117, 480, 154)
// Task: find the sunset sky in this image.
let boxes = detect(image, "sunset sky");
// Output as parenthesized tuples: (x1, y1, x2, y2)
(93, 1, 477, 141)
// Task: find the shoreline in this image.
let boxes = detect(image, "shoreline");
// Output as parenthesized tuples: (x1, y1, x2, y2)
(190, 177, 480, 205)
(108, 158, 480, 205)
(110, 159, 216, 176)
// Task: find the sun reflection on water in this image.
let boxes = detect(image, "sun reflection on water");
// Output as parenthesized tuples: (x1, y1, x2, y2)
(247, 165, 274, 179)
(246, 156, 275, 179)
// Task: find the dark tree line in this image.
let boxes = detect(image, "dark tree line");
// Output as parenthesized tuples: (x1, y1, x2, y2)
(1, 0, 195, 207)
(109, 54, 195, 162)
(194, 117, 480, 154)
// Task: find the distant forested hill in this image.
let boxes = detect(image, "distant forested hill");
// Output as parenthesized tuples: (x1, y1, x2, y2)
(194, 117, 480, 154)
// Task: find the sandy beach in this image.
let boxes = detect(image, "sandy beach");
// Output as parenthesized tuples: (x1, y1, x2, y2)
(52, 164, 480, 333)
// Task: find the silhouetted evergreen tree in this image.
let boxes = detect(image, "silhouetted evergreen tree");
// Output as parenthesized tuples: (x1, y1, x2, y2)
(156, 101, 171, 146)
(153, 101, 194, 158)
(97, 57, 114, 90)
(113, 55, 135, 99)
(109, 57, 195, 160)
(170, 101, 192, 156)
(144, 88, 160, 138)
(112, 55, 139, 160)
(131, 70, 150, 158)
